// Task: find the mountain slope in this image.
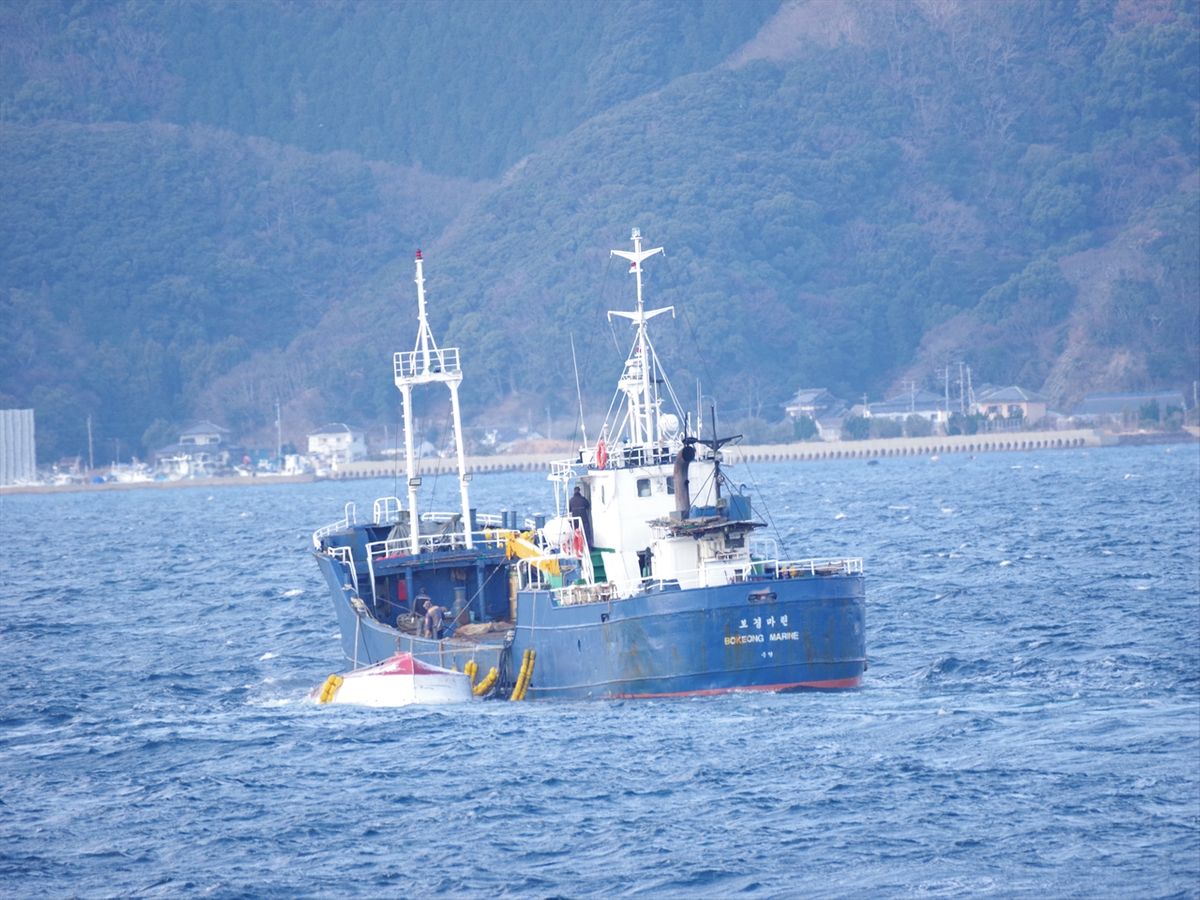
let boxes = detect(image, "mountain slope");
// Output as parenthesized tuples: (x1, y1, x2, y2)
(1, 0, 777, 178)
(0, 120, 483, 456)
(1, 0, 1196, 462)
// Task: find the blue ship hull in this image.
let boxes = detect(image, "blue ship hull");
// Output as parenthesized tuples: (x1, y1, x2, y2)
(513, 577, 865, 699)
(315, 547, 865, 699)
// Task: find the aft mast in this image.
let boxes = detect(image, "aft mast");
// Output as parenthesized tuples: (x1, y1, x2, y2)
(393, 250, 473, 553)
(608, 228, 674, 447)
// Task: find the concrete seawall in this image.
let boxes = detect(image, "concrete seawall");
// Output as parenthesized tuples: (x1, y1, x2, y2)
(5, 429, 1190, 495)
(727, 427, 1108, 464)
(327, 428, 1111, 480)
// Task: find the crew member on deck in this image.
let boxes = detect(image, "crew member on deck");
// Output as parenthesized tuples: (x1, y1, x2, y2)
(569, 486, 593, 548)
(421, 597, 447, 640)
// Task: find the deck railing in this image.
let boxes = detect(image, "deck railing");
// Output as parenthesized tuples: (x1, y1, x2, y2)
(328, 545, 359, 596)
(547, 554, 864, 605)
(394, 347, 461, 380)
(312, 502, 357, 548)
(373, 496, 402, 525)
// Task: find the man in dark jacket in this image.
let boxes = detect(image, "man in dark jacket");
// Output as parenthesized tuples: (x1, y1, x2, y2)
(569, 486, 593, 548)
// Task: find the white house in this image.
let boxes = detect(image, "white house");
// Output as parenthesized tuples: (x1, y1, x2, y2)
(783, 387, 849, 441)
(868, 389, 949, 427)
(179, 421, 229, 446)
(308, 423, 366, 465)
(973, 386, 1048, 424)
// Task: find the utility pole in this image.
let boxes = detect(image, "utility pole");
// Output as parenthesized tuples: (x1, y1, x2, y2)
(86, 415, 94, 471)
(275, 398, 282, 468)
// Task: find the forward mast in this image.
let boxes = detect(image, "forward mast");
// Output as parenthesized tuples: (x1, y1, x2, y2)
(393, 250, 473, 553)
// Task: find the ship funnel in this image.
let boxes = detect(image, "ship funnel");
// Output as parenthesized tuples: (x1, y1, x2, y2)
(673, 442, 695, 518)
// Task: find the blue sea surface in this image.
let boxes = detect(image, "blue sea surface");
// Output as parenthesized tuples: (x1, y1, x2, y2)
(1, 445, 1198, 897)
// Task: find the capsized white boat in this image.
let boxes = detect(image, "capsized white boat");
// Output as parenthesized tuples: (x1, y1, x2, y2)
(315, 652, 474, 707)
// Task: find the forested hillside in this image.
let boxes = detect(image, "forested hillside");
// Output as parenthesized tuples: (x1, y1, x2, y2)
(0, 120, 482, 456)
(1, 0, 774, 177)
(1, 0, 1196, 463)
(426, 0, 1198, 417)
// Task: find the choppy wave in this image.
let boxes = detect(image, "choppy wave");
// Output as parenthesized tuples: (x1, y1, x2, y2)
(1, 446, 1197, 896)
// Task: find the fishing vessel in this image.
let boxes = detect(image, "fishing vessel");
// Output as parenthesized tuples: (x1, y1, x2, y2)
(312, 230, 866, 700)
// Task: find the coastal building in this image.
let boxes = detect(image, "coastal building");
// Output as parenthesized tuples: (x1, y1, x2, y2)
(868, 389, 948, 428)
(783, 387, 848, 440)
(1071, 391, 1187, 426)
(153, 421, 237, 477)
(179, 421, 230, 447)
(973, 386, 1048, 425)
(0, 408, 36, 486)
(307, 423, 366, 466)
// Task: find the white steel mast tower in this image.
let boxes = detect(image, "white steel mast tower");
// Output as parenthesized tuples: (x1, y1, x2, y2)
(393, 250, 473, 553)
(609, 228, 673, 446)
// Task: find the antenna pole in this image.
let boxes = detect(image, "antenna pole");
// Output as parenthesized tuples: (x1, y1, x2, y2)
(571, 333, 588, 448)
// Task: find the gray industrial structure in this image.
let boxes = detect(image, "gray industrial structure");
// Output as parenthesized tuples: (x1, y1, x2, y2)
(0, 409, 36, 486)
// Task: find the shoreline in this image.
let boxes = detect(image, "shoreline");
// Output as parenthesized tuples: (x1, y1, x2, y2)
(2, 428, 1195, 496)
(0, 473, 316, 496)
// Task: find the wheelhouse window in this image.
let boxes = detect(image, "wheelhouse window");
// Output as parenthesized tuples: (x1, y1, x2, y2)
(637, 478, 651, 497)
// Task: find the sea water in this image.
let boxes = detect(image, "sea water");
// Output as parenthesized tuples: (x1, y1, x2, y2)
(1, 445, 1197, 897)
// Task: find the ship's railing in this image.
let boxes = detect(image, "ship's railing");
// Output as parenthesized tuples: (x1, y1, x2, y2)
(418, 510, 501, 529)
(623, 555, 862, 597)
(537, 552, 864, 605)
(420, 510, 460, 524)
(760, 557, 864, 578)
(419, 511, 504, 538)
(516, 557, 554, 591)
(365, 526, 510, 565)
(328, 545, 360, 596)
(556, 581, 614, 607)
(394, 347, 461, 380)
(312, 502, 358, 548)
(613, 442, 676, 470)
(565, 440, 679, 472)
(749, 536, 779, 561)
(548, 459, 577, 483)
(373, 496, 403, 525)
(632, 559, 758, 594)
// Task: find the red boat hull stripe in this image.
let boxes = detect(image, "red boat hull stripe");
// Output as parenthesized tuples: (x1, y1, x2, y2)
(611, 675, 862, 699)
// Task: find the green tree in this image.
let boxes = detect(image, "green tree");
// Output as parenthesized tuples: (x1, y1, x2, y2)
(904, 415, 933, 437)
(842, 416, 870, 441)
(793, 415, 818, 441)
(948, 412, 981, 436)
(870, 418, 902, 439)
